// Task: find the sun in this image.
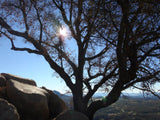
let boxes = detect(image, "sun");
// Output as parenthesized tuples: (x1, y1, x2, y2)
(59, 27, 67, 37)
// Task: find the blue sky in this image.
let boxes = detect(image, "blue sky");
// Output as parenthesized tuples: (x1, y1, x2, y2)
(0, 37, 67, 93)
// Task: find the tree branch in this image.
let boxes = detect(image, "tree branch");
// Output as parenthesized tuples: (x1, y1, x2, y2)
(84, 66, 117, 103)
(11, 47, 42, 54)
(2, 32, 41, 55)
(41, 41, 78, 74)
(20, 0, 29, 32)
(138, 45, 160, 64)
(85, 46, 108, 61)
(0, 16, 75, 91)
(86, 79, 124, 120)
(52, 0, 77, 40)
(123, 70, 160, 90)
(96, 28, 116, 46)
(133, 86, 160, 99)
(31, 0, 43, 43)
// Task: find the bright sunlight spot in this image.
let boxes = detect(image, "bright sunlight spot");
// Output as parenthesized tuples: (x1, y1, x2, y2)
(58, 27, 68, 37)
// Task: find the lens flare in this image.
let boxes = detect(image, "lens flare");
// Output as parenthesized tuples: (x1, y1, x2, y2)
(59, 27, 67, 37)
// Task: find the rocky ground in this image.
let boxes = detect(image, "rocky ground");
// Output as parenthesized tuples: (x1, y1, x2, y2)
(0, 73, 89, 120)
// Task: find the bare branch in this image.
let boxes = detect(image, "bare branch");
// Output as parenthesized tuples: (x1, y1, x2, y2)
(84, 66, 117, 102)
(83, 80, 92, 92)
(20, 0, 29, 32)
(52, 0, 77, 40)
(133, 86, 160, 99)
(96, 29, 116, 46)
(31, 0, 43, 43)
(41, 41, 78, 73)
(11, 47, 42, 54)
(123, 70, 160, 90)
(0, 16, 75, 91)
(138, 45, 160, 63)
(85, 46, 108, 61)
(2, 32, 41, 55)
(92, 67, 117, 92)
(69, 0, 73, 23)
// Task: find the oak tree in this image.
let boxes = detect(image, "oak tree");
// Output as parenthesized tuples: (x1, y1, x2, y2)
(0, 0, 160, 119)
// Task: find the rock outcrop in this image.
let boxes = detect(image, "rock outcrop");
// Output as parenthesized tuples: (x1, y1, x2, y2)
(0, 73, 68, 120)
(42, 87, 68, 118)
(0, 74, 6, 87)
(6, 79, 49, 120)
(1, 73, 36, 86)
(0, 74, 7, 99)
(53, 110, 89, 120)
(0, 98, 20, 120)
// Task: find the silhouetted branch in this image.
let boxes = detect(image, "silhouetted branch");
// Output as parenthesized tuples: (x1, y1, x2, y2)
(133, 86, 160, 99)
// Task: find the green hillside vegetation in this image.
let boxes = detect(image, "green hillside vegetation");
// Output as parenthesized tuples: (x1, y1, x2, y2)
(94, 97, 160, 120)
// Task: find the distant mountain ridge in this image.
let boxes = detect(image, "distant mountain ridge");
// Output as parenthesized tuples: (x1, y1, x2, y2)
(53, 90, 159, 100)
(53, 90, 159, 110)
(53, 90, 72, 108)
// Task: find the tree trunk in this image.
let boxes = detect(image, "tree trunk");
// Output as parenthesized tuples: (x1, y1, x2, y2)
(72, 88, 88, 115)
(73, 95, 86, 112)
(86, 80, 123, 120)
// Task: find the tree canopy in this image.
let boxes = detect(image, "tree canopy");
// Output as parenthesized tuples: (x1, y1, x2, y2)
(0, 0, 160, 120)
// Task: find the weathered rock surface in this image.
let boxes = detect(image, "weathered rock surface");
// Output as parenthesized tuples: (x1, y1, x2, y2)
(0, 87, 7, 99)
(1, 73, 36, 86)
(0, 74, 6, 87)
(6, 79, 49, 120)
(53, 110, 89, 120)
(42, 87, 68, 118)
(0, 98, 20, 120)
(0, 73, 69, 120)
(0, 74, 8, 99)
